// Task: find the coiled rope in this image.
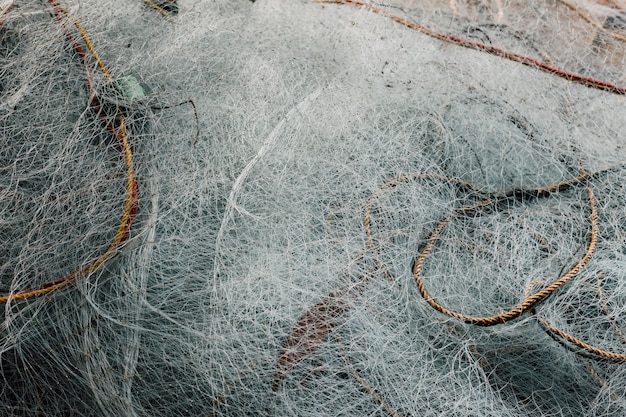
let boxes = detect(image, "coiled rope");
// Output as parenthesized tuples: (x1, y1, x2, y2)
(364, 167, 626, 361)
(411, 174, 597, 326)
(349, 168, 625, 416)
(319, 0, 626, 95)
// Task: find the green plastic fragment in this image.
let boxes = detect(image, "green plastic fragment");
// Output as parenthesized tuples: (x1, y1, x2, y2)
(112, 76, 146, 101)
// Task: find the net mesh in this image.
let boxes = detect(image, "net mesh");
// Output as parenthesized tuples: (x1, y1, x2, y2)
(2, 0, 626, 416)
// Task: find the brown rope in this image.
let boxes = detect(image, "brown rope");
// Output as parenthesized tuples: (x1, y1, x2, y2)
(364, 170, 598, 326)
(364, 173, 488, 283)
(273, 166, 625, 400)
(529, 270, 626, 361)
(319, 0, 626, 95)
(538, 317, 626, 361)
(413, 182, 597, 326)
(363, 168, 626, 362)
(524, 277, 626, 362)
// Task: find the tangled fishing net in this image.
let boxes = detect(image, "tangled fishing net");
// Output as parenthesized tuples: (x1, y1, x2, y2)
(2, 0, 626, 415)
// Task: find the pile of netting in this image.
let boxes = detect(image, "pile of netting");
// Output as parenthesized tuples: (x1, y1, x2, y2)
(2, 0, 626, 416)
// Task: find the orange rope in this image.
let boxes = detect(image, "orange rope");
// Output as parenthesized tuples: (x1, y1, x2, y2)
(0, 1, 139, 302)
(319, 0, 626, 95)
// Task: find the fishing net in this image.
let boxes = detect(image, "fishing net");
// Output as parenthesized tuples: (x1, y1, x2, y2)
(2, 0, 626, 416)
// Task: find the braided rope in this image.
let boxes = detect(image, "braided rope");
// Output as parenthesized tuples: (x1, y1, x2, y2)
(538, 317, 626, 361)
(364, 173, 488, 283)
(363, 170, 599, 326)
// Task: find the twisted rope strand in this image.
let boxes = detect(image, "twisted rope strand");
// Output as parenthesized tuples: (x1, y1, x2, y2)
(364, 168, 626, 357)
(538, 318, 626, 361)
(411, 180, 598, 326)
(364, 173, 489, 283)
(0, 1, 139, 302)
(319, 0, 626, 95)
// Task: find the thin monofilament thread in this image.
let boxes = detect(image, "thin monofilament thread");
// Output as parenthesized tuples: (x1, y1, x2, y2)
(345, 173, 621, 416)
(595, 271, 626, 344)
(411, 178, 598, 326)
(319, 0, 626, 95)
(144, 0, 173, 17)
(7, 1, 626, 416)
(365, 168, 626, 359)
(404, 175, 626, 360)
(529, 271, 626, 361)
(51, 0, 112, 82)
(213, 88, 322, 286)
(271, 253, 374, 391)
(337, 339, 406, 417)
(538, 317, 626, 361)
(275, 168, 620, 396)
(0, 1, 138, 302)
(363, 173, 489, 283)
(556, 0, 626, 43)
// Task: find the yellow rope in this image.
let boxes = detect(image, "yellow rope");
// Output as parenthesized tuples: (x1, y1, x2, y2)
(50, 0, 112, 81)
(364, 168, 626, 361)
(1, 1, 137, 302)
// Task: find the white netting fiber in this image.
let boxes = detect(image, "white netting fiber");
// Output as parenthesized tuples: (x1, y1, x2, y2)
(2, 0, 626, 416)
